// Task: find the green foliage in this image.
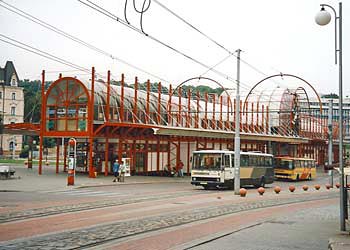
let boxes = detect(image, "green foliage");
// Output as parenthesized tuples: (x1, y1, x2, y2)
(19, 146, 29, 158)
(19, 79, 53, 123)
(20, 80, 42, 123)
(321, 93, 339, 99)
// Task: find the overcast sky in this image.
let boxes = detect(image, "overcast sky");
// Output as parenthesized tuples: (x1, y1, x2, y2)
(0, 0, 349, 98)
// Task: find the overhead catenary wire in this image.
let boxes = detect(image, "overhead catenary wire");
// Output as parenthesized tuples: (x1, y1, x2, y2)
(152, 0, 291, 90)
(78, 0, 295, 107)
(0, 0, 170, 84)
(2, 0, 302, 107)
(1, 0, 285, 106)
(78, 0, 245, 86)
(0, 34, 91, 74)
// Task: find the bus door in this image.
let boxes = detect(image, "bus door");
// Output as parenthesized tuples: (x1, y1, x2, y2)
(222, 154, 233, 182)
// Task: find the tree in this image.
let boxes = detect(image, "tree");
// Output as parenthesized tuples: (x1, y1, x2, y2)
(322, 93, 339, 99)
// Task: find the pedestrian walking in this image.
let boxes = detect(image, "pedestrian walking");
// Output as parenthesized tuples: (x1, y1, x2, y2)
(177, 160, 184, 177)
(119, 161, 126, 182)
(112, 159, 120, 182)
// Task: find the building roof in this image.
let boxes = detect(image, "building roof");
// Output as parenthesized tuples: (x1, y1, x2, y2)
(0, 61, 19, 86)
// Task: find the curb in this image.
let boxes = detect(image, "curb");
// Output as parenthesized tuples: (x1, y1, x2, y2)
(329, 234, 350, 250)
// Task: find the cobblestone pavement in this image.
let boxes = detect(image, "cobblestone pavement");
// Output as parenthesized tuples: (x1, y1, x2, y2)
(0, 192, 337, 249)
(0, 190, 196, 223)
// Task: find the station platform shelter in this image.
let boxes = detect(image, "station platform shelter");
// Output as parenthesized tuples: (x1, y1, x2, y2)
(4, 69, 336, 178)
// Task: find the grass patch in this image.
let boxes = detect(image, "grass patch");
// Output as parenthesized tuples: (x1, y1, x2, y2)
(0, 159, 26, 164)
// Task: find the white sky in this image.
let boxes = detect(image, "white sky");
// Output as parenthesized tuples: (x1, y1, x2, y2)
(0, 0, 349, 98)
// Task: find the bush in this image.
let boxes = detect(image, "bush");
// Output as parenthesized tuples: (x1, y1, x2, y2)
(19, 146, 29, 158)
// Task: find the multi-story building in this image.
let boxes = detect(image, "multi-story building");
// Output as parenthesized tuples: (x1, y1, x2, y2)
(0, 61, 24, 157)
(307, 96, 350, 140)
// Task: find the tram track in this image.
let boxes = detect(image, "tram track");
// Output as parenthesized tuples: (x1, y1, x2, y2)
(0, 192, 338, 250)
(0, 190, 198, 224)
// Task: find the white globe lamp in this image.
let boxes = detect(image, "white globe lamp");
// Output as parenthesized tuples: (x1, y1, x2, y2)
(315, 7, 331, 26)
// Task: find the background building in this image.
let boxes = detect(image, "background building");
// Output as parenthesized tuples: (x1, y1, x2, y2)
(309, 97, 350, 139)
(0, 61, 24, 157)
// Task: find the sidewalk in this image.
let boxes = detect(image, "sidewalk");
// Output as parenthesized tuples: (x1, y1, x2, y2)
(329, 233, 350, 250)
(0, 163, 189, 192)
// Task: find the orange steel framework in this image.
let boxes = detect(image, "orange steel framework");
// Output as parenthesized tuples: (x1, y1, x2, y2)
(4, 68, 336, 177)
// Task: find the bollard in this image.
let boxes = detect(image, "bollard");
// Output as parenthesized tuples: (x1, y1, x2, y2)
(335, 183, 340, 188)
(289, 185, 296, 192)
(314, 184, 321, 190)
(257, 187, 265, 195)
(239, 188, 247, 197)
(325, 184, 331, 190)
(302, 185, 309, 191)
(274, 186, 281, 194)
(67, 169, 75, 186)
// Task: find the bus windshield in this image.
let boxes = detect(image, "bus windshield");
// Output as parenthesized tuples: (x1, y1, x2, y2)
(277, 159, 294, 170)
(192, 153, 222, 170)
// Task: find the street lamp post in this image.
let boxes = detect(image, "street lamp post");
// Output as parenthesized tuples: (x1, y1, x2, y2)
(234, 49, 241, 195)
(328, 99, 333, 187)
(315, 2, 346, 231)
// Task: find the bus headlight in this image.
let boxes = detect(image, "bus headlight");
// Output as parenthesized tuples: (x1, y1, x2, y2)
(217, 178, 220, 182)
(192, 177, 196, 181)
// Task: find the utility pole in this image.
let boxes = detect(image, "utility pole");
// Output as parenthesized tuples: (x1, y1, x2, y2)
(1, 79, 5, 154)
(234, 49, 241, 195)
(328, 99, 333, 187)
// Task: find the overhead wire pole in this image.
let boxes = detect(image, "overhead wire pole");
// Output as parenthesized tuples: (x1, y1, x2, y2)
(234, 49, 241, 195)
(328, 99, 333, 187)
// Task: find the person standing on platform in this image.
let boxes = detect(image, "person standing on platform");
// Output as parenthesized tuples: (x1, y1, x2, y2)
(119, 161, 126, 182)
(112, 159, 120, 182)
(177, 160, 184, 177)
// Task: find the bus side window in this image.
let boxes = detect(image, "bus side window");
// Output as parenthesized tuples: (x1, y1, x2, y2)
(266, 157, 272, 166)
(240, 155, 248, 167)
(249, 156, 257, 166)
(307, 161, 311, 168)
(259, 156, 265, 166)
(289, 161, 293, 170)
(216, 158, 222, 168)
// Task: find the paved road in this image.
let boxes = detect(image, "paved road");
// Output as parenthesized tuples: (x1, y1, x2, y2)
(186, 202, 339, 250)
(0, 165, 345, 249)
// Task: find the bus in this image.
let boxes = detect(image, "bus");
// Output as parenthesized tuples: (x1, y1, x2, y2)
(274, 156, 316, 181)
(191, 150, 274, 189)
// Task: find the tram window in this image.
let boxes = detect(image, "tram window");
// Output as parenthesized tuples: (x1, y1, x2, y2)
(295, 160, 301, 168)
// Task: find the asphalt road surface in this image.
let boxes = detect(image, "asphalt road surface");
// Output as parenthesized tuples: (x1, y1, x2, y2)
(0, 170, 344, 250)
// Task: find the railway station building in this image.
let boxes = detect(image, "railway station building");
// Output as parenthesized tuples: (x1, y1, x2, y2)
(4, 69, 337, 178)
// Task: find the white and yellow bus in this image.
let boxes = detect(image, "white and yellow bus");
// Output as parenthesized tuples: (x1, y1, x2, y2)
(274, 156, 316, 181)
(191, 150, 274, 189)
